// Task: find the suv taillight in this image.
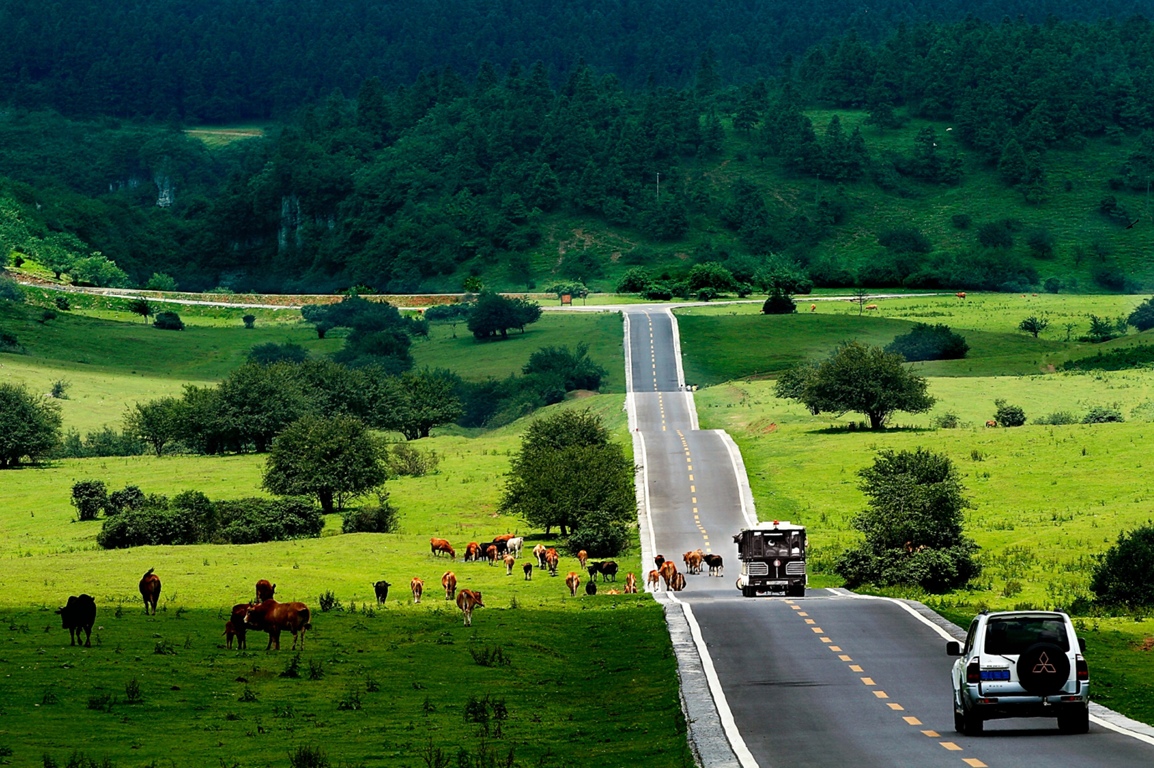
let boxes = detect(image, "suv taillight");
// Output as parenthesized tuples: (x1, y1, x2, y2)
(966, 657, 981, 684)
(1076, 654, 1088, 681)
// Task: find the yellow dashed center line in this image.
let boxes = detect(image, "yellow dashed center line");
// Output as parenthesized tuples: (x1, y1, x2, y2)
(860, 678, 875, 686)
(921, 731, 939, 738)
(811, 627, 824, 633)
(904, 717, 922, 726)
(886, 703, 904, 711)
(872, 690, 889, 699)
(804, 619, 815, 625)
(963, 760, 988, 768)
(939, 742, 962, 752)
(827, 645, 841, 651)
(849, 664, 863, 672)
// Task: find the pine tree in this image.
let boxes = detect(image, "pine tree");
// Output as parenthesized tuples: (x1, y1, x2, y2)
(997, 138, 1029, 186)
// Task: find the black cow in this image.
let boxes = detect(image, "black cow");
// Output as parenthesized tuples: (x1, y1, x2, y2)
(703, 554, 724, 577)
(373, 580, 391, 604)
(477, 540, 508, 557)
(585, 580, 597, 596)
(56, 595, 97, 647)
(588, 561, 619, 583)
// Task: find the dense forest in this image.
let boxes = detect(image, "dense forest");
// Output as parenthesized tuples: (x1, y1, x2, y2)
(6, 9, 1154, 292)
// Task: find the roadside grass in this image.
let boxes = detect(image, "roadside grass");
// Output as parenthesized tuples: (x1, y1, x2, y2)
(0, 394, 677, 766)
(183, 125, 267, 147)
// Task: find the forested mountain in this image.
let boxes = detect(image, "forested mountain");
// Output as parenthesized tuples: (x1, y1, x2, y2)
(6, 14, 1154, 293)
(4, 0, 1154, 121)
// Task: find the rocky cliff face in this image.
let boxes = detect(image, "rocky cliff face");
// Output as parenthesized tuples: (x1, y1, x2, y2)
(278, 194, 302, 251)
(154, 173, 175, 208)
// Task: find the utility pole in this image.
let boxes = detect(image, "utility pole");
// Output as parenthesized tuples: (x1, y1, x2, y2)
(656, 172, 661, 202)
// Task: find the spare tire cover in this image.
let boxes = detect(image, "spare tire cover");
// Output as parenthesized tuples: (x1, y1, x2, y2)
(1016, 642, 1070, 695)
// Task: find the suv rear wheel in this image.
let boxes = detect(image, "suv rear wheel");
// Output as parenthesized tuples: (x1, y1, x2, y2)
(1058, 708, 1089, 734)
(955, 706, 983, 736)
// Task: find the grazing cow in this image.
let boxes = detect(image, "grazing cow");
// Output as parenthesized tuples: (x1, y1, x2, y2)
(224, 621, 237, 649)
(442, 572, 457, 601)
(577, 550, 588, 568)
(810, 303, 817, 312)
(625, 573, 638, 593)
(654, 554, 666, 570)
(585, 580, 597, 596)
(138, 568, 161, 615)
(646, 570, 660, 591)
(565, 572, 581, 597)
(244, 600, 311, 651)
(545, 549, 559, 576)
(985, 420, 997, 428)
(606, 589, 621, 595)
(864, 304, 879, 311)
(229, 603, 251, 650)
(56, 595, 96, 647)
(485, 545, 499, 565)
(493, 534, 515, 544)
(255, 580, 276, 603)
(659, 561, 678, 591)
(464, 542, 481, 562)
(456, 589, 484, 626)
(703, 554, 724, 577)
(411, 577, 424, 604)
(523, 563, 533, 580)
(430, 538, 456, 559)
(506, 537, 524, 557)
(955, 292, 967, 299)
(373, 580, 391, 604)
(533, 544, 548, 568)
(588, 561, 619, 582)
(670, 572, 686, 592)
(504, 554, 516, 575)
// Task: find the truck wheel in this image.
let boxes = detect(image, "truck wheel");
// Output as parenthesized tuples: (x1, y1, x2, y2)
(962, 707, 984, 736)
(954, 709, 966, 735)
(1058, 708, 1089, 734)
(789, 585, 806, 598)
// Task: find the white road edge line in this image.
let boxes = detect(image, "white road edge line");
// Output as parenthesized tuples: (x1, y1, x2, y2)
(627, 309, 760, 768)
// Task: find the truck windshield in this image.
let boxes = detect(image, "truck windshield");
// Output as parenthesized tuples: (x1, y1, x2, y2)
(747, 532, 801, 557)
(984, 617, 1069, 655)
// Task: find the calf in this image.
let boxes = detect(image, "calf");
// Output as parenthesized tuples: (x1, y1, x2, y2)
(624, 573, 637, 593)
(224, 621, 237, 649)
(504, 554, 516, 575)
(585, 580, 597, 596)
(485, 545, 499, 565)
(442, 572, 457, 601)
(533, 544, 548, 569)
(565, 572, 581, 597)
(646, 570, 660, 591)
(523, 563, 533, 580)
(577, 550, 588, 569)
(671, 572, 686, 592)
(506, 537, 524, 557)
(373, 580, 391, 604)
(545, 548, 559, 577)
(255, 580, 276, 603)
(456, 589, 484, 626)
(56, 594, 96, 647)
(703, 554, 724, 577)
(244, 600, 311, 651)
(464, 542, 481, 562)
(139, 568, 161, 615)
(685, 550, 703, 575)
(410, 577, 424, 604)
(229, 603, 251, 650)
(659, 561, 678, 591)
(654, 554, 666, 570)
(430, 537, 456, 559)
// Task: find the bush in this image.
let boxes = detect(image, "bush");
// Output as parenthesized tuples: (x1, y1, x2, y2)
(50, 379, 70, 399)
(641, 284, 673, 301)
(52, 427, 147, 459)
(615, 267, 651, 293)
(1043, 277, 1062, 294)
(242, 314, 256, 329)
(950, 213, 972, 229)
(761, 289, 796, 315)
(878, 227, 932, 254)
(40, 309, 58, 323)
(0, 330, 20, 352)
(977, 222, 1013, 249)
(836, 543, 982, 593)
(98, 494, 322, 548)
(522, 342, 607, 391)
(932, 412, 961, 429)
(215, 497, 325, 544)
(424, 302, 472, 322)
(153, 311, 184, 330)
(1082, 406, 1124, 424)
(71, 480, 108, 521)
(1128, 297, 1154, 332)
(1060, 345, 1154, 371)
(383, 443, 440, 477)
(0, 273, 23, 302)
(1026, 228, 1056, 258)
(106, 485, 145, 516)
(145, 272, 179, 291)
(566, 509, 631, 557)
(340, 496, 399, 534)
(993, 399, 1026, 427)
(248, 342, 309, 365)
(1035, 411, 1078, 425)
(1091, 524, 1154, 606)
(96, 496, 201, 548)
(885, 323, 969, 361)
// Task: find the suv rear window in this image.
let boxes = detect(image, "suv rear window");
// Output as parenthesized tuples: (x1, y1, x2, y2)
(984, 617, 1069, 655)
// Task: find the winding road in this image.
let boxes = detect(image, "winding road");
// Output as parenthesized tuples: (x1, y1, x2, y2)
(622, 306, 1154, 768)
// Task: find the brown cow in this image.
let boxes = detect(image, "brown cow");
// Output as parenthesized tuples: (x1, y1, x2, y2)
(577, 550, 588, 569)
(244, 600, 311, 651)
(955, 292, 967, 299)
(533, 543, 547, 568)
(685, 550, 703, 575)
(565, 572, 581, 597)
(646, 570, 660, 591)
(464, 542, 481, 562)
(545, 548, 559, 576)
(659, 561, 678, 591)
(670, 572, 686, 592)
(810, 303, 817, 312)
(411, 577, 424, 604)
(504, 554, 516, 575)
(138, 568, 161, 615)
(523, 562, 533, 580)
(224, 621, 237, 649)
(456, 589, 484, 626)
(985, 420, 997, 428)
(442, 571, 457, 601)
(864, 304, 879, 311)
(255, 580, 276, 603)
(430, 538, 456, 559)
(229, 603, 251, 650)
(654, 554, 666, 569)
(486, 545, 499, 565)
(493, 534, 515, 543)
(624, 573, 637, 593)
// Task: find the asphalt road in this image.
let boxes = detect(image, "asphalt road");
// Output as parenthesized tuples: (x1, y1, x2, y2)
(623, 307, 1154, 768)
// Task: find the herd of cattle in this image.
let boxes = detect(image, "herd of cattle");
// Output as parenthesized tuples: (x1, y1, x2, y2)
(53, 541, 724, 649)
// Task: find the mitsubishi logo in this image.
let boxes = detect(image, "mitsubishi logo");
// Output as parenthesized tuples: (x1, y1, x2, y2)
(1033, 652, 1058, 674)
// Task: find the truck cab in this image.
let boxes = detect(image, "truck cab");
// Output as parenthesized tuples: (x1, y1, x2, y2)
(733, 521, 806, 597)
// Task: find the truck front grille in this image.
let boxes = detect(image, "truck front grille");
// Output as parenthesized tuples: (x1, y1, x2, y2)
(747, 562, 769, 577)
(785, 561, 806, 576)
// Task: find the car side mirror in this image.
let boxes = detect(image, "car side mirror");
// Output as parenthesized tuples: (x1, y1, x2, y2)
(946, 641, 961, 657)
(1079, 638, 1086, 653)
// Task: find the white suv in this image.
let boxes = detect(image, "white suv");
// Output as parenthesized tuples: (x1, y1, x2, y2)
(948, 610, 1089, 735)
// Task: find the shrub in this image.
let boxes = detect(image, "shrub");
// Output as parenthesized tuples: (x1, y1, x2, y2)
(761, 289, 796, 315)
(641, 283, 673, 301)
(242, 314, 256, 329)
(0, 330, 21, 352)
(1082, 406, 1124, 424)
(71, 480, 108, 521)
(885, 323, 969, 361)
(0, 273, 22, 302)
(153, 311, 184, 330)
(340, 497, 399, 534)
(96, 497, 200, 548)
(383, 443, 440, 477)
(1026, 228, 1056, 258)
(215, 497, 325, 544)
(993, 399, 1026, 427)
(106, 486, 145, 516)
(124, 678, 143, 704)
(950, 213, 972, 229)
(878, 227, 932, 254)
(1043, 277, 1062, 294)
(977, 222, 1013, 248)
(1090, 524, 1154, 607)
(318, 592, 340, 612)
(932, 412, 961, 429)
(696, 287, 718, 302)
(615, 267, 651, 293)
(145, 272, 178, 291)
(1128, 297, 1154, 332)
(54, 296, 70, 310)
(522, 342, 607, 391)
(1035, 411, 1078, 425)
(40, 309, 58, 323)
(50, 379, 70, 399)
(289, 746, 329, 768)
(424, 302, 472, 322)
(565, 508, 631, 557)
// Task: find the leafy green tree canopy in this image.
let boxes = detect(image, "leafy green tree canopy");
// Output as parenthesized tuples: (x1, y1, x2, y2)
(885, 323, 969, 361)
(375, 369, 464, 440)
(1128, 297, 1154, 332)
(467, 291, 541, 339)
(1090, 524, 1154, 607)
(0, 382, 63, 467)
(123, 397, 181, 456)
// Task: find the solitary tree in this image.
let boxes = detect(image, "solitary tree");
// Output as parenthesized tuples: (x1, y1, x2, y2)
(774, 342, 935, 429)
(467, 291, 541, 339)
(263, 415, 386, 515)
(1018, 315, 1050, 338)
(123, 398, 181, 456)
(0, 383, 62, 467)
(850, 287, 870, 316)
(128, 298, 153, 323)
